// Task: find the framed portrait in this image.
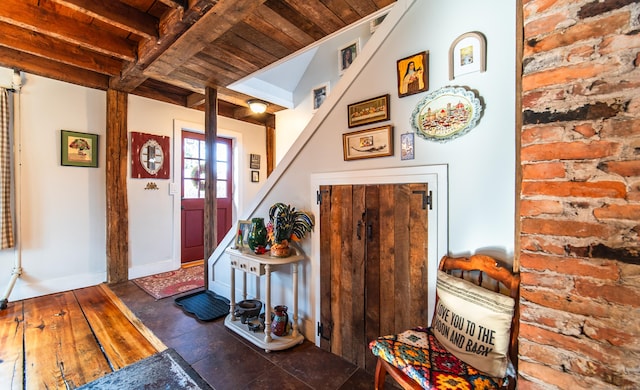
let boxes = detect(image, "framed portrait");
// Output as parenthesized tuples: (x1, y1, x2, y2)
(312, 82, 330, 111)
(61, 130, 99, 168)
(401, 132, 415, 160)
(347, 94, 390, 128)
(338, 39, 359, 74)
(235, 220, 252, 249)
(397, 51, 429, 97)
(251, 170, 259, 182)
(343, 125, 393, 161)
(449, 31, 486, 80)
(250, 153, 260, 169)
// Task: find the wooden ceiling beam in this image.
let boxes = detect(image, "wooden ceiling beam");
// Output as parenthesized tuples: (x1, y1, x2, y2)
(50, 0, 159, 39)
(0, 0, 136, 61)
(145, 0, 266, 77)
(0, 22, 122, 75)
(0, 46, 109, 90)
(111, 0, 217, 92)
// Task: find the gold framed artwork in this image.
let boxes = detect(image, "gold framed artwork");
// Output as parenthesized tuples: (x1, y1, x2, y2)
(397, 51, 429, 97)
(343, 125, 393, 161)
(61, 130, 99, 168)
(449, 31, 486, 80)
(347, 94, 390, 128)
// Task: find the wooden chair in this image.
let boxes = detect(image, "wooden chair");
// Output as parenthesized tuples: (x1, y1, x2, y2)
(369, 254, 520, 389)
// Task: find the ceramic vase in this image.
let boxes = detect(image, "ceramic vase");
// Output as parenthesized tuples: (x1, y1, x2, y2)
(247, 218, 267, 251)
(271, 305, 289, 337)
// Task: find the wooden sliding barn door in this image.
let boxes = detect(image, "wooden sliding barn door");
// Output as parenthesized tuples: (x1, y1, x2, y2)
(319, 183, 430, 372)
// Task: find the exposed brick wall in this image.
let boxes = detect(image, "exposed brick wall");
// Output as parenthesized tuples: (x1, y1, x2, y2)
(519, 0, 640, 389)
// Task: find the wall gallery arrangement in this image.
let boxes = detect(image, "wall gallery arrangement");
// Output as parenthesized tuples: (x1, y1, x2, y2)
(339, 31, 486, 160)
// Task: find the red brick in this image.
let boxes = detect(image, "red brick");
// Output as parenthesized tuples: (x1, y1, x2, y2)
(525, 13, 629, 55)
(575, 278, 640, 307)
(600, 34, 640, 54)
(522, 289, 602, 317)
(522, 181, 626, 198)
(520, 199, 564, 216)
(522, 162, 565, 179)
(523, 62, 607, 91)
(520, 253, 620, 279)
(521, 141, 620, 162)
(599, 160, 640, 177)
(521, 271, 573, 290)
(594, 203, 640, 220)
(522, 88, 566, 110)
(518, 339, 566, 366)
(523, 0, 572, 19)
(573, 123, 596, 138)
(567, 44, 596, 62)
(524, 12, 570, 37)
(521, 125, 565, 145)
(582, 317, 640, 348)
(519, 323, 624, 362)
(520, 236, 566, 254)
(601, 118, 640, 137)
(519, 360, 614, 389)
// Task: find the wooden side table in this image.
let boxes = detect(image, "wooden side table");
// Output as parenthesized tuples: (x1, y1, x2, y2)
(224, 247, 305, 352)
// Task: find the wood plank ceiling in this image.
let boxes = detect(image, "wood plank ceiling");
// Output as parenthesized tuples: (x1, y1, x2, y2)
(0, 0, 395, 125)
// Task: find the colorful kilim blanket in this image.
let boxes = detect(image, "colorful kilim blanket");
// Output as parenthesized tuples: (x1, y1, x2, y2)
(369, 327, 510, 389)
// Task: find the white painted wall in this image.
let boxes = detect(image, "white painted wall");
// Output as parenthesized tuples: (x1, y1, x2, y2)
(209, 0, 516, 342)
(0, 74, 266, 301)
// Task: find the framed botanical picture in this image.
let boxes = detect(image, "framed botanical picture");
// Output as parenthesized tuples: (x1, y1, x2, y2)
(397, 51, 429, 97)
(312, 82, 329, 111)
(347, 94, 390, 128)
(339, 39, 359, 74)
(250, 153, 260, 169)
(449, 31, 486, 80)
(251, 170, 259, 182)
(343, 125, 393, 161)
(234, 220, 252, 249)
(401, 132, 415, 160)
(61, 130, 99, 167)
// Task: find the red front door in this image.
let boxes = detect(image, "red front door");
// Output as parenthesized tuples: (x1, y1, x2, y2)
(181, 131, 233, 263)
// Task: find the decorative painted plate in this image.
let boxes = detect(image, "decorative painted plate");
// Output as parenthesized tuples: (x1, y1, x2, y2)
(410, 86, 483, 142)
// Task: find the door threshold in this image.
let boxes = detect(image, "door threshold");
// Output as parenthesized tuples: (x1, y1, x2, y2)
(181, 259, 204, 269)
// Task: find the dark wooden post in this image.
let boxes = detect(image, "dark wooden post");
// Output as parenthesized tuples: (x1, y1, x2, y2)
(106, 89, 129, 283)
(266, 115, 275, 177)
(203, 87, 218, 288)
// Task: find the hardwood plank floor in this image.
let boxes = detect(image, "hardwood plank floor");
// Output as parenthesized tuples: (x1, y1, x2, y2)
(1, 278, 382, 389)
(0, 285, 158, 389)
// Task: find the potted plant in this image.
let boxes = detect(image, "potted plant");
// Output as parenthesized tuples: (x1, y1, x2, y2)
(267, 203, 314, 257)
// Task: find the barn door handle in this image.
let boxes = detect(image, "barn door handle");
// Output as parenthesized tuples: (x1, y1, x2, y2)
(367, 223, 373, 240)
(356, 221, 362, 240)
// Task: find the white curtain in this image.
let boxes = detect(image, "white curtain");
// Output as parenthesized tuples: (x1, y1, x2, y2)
(0, 88, 14, 249)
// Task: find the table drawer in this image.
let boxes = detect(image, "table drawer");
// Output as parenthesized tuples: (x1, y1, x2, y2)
(230, 255, 265, 276)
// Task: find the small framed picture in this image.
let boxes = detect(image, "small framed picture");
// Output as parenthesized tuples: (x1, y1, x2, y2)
(61, 130, 99, 168)
(312, 82, 329, 111)
(347, 94, 390, 128)
(235, 220, 252, 249)
(343, 125, 393, 161)
(251, 170, 259, 182)
(250, 154, 260, 169)
(449, 31, 486, 80)
(401, 133, 415, 160)
(339, 39, 359, 75)
(397, 51, 429, 97)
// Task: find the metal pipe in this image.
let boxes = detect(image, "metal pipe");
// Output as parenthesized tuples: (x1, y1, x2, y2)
(0, 71, 23, 310)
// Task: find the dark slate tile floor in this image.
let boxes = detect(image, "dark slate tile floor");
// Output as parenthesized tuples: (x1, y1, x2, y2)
(109, 282, 379, 389)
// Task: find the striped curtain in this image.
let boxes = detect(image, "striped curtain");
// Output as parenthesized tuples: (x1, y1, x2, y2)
(0, 88, 14, 249)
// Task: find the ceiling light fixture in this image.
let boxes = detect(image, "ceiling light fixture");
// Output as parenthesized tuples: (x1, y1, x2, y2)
(247, 99, 268, 114)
